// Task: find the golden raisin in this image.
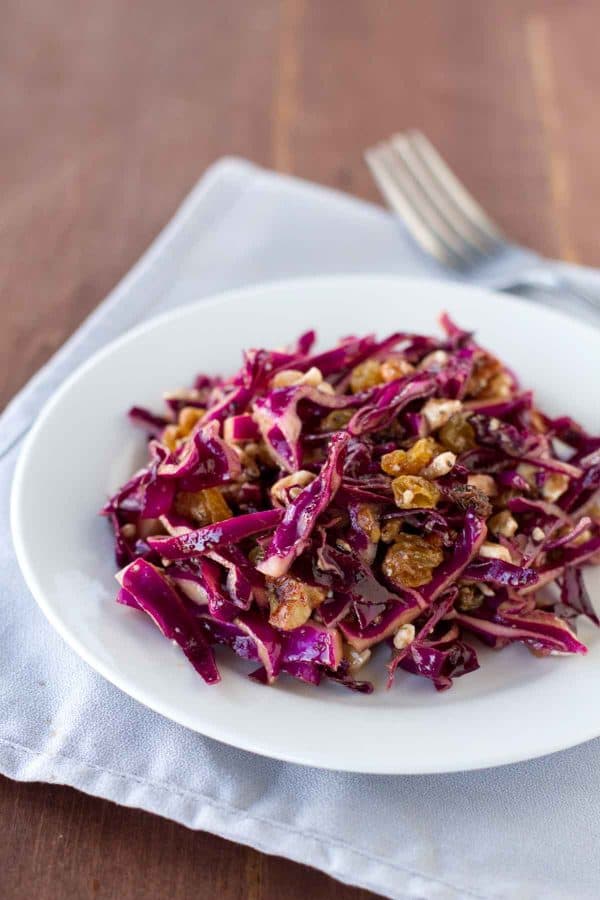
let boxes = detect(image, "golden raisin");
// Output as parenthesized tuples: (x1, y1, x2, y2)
(381, 520, 402, 543)
(162, 425, 180, 452)
(350, 359, 384, 393)
(174, 488, 232, 525)
(161, 407, 205, 451)
(392, 475, 441, 509)
(438, 414, 476, 454)
(382, 534, 444, 589)
(381, 438, 438, 476)
(178, 406, 205, 435)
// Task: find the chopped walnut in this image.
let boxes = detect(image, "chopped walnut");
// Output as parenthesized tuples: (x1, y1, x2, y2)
(393, 623, 416, 650)
(418, 350, 449, 371)
(479, 542, 513, 563)
(541, 472, 570, 503)
(483, 371, 514, 399)
(466, 352, 503, 398)
(422, 451, 457, 479)
(344, 645, 372, 672)
(267, 576, 327, 631)
(137, 518, 164, 540)
(422, 398, 463, 432)
(270, 470, 315, 507)
(438, 413, 476, 454)
(271, 366, 324, 388)
(380, 357, 415, 382)
(467, 474, 498, 497)
(457, 584, 483, 612)
(488, 510, 518, 538)
(516, 463, 538, 489)
(320, 409, 354, 431)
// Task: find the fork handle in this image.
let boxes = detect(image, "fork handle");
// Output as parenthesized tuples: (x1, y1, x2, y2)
(503, 268, 600, 315)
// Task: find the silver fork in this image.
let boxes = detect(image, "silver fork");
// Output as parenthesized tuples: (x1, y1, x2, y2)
(365, 130, 600, 312)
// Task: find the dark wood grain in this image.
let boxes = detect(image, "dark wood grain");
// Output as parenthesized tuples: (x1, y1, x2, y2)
(2, 0, 599, 897)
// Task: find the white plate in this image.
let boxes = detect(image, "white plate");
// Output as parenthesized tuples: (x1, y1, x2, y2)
(11, 275, 600, 774)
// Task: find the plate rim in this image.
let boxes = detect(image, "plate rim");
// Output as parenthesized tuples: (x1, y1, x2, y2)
(10, 273, 600, 774)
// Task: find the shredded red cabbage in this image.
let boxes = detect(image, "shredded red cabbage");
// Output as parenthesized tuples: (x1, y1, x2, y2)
(103, 315, 600, 692)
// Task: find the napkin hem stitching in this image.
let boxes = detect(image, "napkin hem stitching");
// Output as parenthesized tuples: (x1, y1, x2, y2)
(0, 735, 486, 900)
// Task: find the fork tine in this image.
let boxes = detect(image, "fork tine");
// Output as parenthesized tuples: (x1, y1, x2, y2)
(365, 144, 473, 269)
(365, 146, 458, 267)
(406, 130, 505, 244)
(392, 133, 496, 257)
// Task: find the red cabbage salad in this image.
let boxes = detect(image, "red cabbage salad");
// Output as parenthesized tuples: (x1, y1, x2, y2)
(103, 316, 600, 692)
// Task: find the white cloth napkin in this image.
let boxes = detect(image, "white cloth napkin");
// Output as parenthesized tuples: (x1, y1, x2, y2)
(2, 158, 600, 900)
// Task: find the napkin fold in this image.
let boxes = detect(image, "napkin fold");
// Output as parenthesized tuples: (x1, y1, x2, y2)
(2, 158, 600, 900)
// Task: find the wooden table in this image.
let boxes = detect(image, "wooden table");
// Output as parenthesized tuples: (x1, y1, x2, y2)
(2, 1, 599, 897)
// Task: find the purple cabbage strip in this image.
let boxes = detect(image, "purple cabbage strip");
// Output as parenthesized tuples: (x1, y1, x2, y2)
(128, 406, 171, 437)
(457, 605, 587, 655)
(119, 559, 220, 684)
(420, 511, 488, 602)
(108, 323, 600, 692)
(348, 372, 436, 436)
(223, 414, 260, 442)
(148, 508, 284, 560)
(339, 599, 422, 651)
(559, 567, 599, 626)
(253, 384, 356, 472)
(257, 432, 349, 577)
(461, 558, 539, 588)
(282, 621, 342, 669)
(397, 639, 479, 691)
(435, 347, 476, 399)
(158, 420, 241, 486)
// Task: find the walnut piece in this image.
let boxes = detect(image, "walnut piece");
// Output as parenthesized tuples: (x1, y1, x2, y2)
(267, 576, 327, 631)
